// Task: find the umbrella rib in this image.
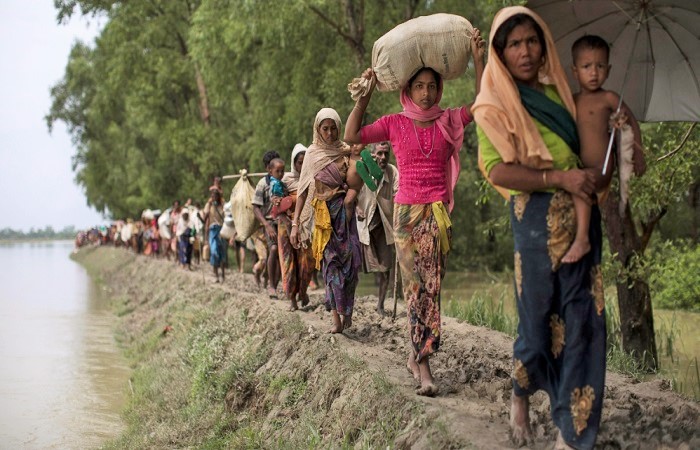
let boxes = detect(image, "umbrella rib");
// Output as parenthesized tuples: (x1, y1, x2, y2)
(652, 15, 700, 99)
(552, 9, 635, 41)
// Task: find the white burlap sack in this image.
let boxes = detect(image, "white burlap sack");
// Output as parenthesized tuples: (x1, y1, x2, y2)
(349, 13, 473, 98)
(229, 173, 259, 242)
(120, 223, 132, 242)
(157, 210, 172, 240)
(220, 217, 236, 240)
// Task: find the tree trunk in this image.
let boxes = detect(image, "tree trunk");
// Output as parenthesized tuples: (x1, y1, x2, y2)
(601, 197, 658, 370)
(689, 181, 699, 244)
(194, 64, 210, 126)
(308, 0, 365, 70)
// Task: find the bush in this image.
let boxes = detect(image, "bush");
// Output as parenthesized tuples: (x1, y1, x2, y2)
(649, 240, 700, 311)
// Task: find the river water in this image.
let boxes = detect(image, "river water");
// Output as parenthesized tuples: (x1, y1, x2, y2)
(0, 241, 130, 449)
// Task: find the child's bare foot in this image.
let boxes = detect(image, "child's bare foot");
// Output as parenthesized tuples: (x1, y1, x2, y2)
(510, 393, 533, 447)
(561, 238, 590, 264)
(406, 353, 421, 383)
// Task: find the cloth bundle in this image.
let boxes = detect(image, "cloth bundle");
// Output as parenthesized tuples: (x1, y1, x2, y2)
(229, 171, 259, 242)
(348, 13, 474, 100)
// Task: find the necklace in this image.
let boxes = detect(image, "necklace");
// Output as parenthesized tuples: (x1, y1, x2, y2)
(413, 121, 436, 158)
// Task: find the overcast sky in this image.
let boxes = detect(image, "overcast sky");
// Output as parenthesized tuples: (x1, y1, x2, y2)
(0, 1, 105, 232)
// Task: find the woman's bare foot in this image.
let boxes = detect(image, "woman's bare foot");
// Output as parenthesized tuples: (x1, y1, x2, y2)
(299, 293, 309, 308)
(328, 310, 343, 334)
(342, 315, 352, 330)
(406, 352, 421, 383)
(415, 383, 439, 397)
(267, 287, 278, 299)
(554, 431, 575, 450)
(510, 392, 533, 447)
(562, 237, 590, 264)
(415, 357, 438, 396)
(288, 297, 298, 311)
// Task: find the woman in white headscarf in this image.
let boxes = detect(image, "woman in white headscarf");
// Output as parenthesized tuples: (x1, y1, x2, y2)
(290, 108, 362, 333)
(276, 143, 315, 311)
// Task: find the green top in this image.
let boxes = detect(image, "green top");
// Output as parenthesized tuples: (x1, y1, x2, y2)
(478, 85, 580, 195)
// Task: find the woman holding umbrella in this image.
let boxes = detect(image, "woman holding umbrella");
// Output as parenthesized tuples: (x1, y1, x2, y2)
(472, 6, 607, 450)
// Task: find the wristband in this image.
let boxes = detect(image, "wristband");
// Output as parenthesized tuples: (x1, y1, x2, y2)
(542, 170, 549, 188)
(291, 222, 298, 227)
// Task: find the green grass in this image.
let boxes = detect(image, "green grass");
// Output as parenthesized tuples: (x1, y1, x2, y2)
(443, 291, 517, 337)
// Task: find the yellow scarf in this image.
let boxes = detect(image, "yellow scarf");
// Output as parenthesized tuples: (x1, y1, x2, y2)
(311, 198, 332, 270)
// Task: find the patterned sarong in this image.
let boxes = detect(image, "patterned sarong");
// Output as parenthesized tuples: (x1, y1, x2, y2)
(510, 191, 605, 450)
(320, 194, 361, 316)
(394, 203, 451, 362)
(278, 221, 315, 299)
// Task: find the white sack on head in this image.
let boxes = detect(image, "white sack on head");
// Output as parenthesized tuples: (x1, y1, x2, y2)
(349, 13, 473, 99)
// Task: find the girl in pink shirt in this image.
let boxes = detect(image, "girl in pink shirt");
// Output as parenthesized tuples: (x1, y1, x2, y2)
(345, 29, 485, 397)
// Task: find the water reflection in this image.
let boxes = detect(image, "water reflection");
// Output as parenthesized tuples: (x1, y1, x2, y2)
(0, 241, 129, 448)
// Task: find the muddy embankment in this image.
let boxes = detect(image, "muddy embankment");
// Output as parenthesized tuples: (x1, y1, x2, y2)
(77, 246, 699, 449)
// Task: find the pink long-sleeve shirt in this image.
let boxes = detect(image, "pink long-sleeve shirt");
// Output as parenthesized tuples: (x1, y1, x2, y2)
(360, 108, 471, 205)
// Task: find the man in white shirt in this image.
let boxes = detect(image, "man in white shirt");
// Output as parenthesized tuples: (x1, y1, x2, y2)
(356, 142, 399, 315)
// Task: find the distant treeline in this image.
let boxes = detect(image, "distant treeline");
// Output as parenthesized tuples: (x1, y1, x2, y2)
(0, 226, 79, 241)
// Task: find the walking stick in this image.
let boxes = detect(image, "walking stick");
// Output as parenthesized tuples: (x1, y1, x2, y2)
(392, 252, 399, 320)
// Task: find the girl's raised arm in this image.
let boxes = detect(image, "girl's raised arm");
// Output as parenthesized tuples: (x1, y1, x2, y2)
(345, 68, 376, 144)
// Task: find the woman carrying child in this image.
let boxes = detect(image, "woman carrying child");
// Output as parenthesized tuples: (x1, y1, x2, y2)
(472, 7, 606, 449)
(276, 144, 315, 311)
(344, 29, 485, 396)
(290, 108, 362, 333)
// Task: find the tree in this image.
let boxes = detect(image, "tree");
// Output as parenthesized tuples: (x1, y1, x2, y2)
(602, 122, 699, 370)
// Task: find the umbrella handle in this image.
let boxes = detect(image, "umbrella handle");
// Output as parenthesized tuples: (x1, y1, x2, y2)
(602, 128, 616, 176)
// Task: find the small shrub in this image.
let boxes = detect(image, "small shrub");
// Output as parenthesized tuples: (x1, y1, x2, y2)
(648, 240, 700, 312)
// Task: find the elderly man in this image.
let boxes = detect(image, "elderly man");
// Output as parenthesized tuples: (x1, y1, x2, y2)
(356, 141, 399, 315)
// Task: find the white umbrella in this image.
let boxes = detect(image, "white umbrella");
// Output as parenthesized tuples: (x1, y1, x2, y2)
(528, 0, 700, 123)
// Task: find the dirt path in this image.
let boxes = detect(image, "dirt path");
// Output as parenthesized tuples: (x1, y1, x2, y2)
(109, 251, 700, 449)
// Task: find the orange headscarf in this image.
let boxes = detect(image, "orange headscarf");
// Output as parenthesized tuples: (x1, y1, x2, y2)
(472, 6, 576, 197)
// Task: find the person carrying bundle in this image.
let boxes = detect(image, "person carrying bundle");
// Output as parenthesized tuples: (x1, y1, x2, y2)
(345, 20, 485, 397)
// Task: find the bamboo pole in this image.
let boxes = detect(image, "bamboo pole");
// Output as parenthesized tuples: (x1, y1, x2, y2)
(221, 171, 267, 181)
